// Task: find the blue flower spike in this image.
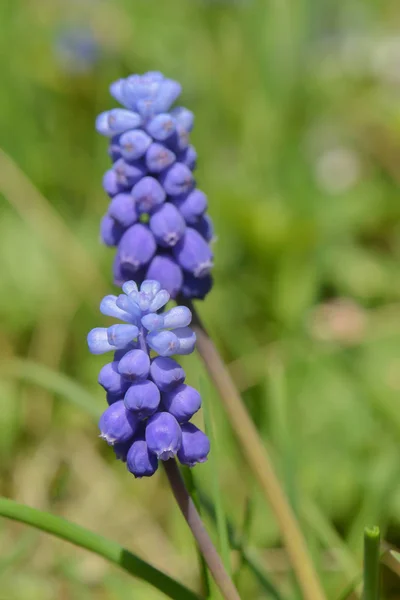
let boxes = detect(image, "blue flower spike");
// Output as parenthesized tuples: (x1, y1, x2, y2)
(88, 280, 210, 477)
(96, 71, 215, 299)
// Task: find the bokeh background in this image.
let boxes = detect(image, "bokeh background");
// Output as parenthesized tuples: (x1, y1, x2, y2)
(1, 0, 400, 598)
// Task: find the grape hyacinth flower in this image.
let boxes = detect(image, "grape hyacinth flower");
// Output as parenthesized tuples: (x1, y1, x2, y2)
(96, 71, 215, 299)
(87, 279, 210, 477)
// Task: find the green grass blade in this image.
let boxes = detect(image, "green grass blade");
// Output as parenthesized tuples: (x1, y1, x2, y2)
(363, 526, 380, 600)
(201, 378, 232, 576)
(0, 497, 200, 600)
(2, 359, 100, 419)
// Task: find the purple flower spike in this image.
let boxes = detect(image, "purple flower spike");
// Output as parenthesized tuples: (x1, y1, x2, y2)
(146, 255, 183, 299)
(162, 384, 201, 423)
(173, 189, 207, 224)
(99, 400, 138, 445)
(108, 193, 138, 228)
(117, 349, 150, 381)
(149, 203, 186, 248)
(127, 439, 158, 478)
(88, 277, 208, 476)
(159, 163, 194, 196)
(131, 176, 166, 214)
(124, 380, 161, 419)
(146, 114, 176, 142)
(145, 412, 182, 460)
(145, 143, 176, 173)
(118, 224, 157, 272)
(119, 130, 152, 161)
(173, 228, 213, 277)
(150, 356, 185, 392)
(98, 361, 130, 396)
(177, 423, 210, 467)
(100, 215, 125, 247)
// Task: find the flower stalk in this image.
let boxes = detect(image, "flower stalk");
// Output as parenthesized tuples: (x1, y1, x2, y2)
(163, 459, 241, 600)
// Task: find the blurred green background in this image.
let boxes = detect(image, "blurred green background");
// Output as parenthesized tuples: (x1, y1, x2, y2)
(1, 0, 400, 598)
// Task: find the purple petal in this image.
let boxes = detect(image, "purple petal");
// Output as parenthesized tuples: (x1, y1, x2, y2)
(87, 328, 115, 354)
(124, 380, 161, 419)
(99, 400, 138, 445)
(150, 356, 186, 392)
(131, 176, 166, 214)
(149, 203, 186, 247)
(162, 384, 201, 423)
(177, 423, 210, 467)
(126, 438, 158, 477)
(117, 349, 150, 381)
(118, 224, 157, 272)
(146, 255, 183, 299)
(145, 412, 182, 460)
(173, 228, 213, 277)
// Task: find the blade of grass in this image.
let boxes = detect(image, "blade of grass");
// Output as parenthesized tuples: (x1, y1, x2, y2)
(0, 496, 201, 600)
(363, 526, 380, 600)
(201, 377, 232, 577)
(1, 359, 100, 419)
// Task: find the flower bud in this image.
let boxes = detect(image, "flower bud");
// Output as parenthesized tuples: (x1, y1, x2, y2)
(87, 328, 115, 354)
(178, 145, 197, 170)
(113, 159, 147, 189)
(192, 214, 215, 243)
(145, 143, 176, 173)
(119, 130, 152, 161)
(118, 224, 157, 272)
(177, 423, 210, 467)
(146, 113, 176, 141)
(126, 438, 158, 477)
(96, 109, 142, 136)
(162, 384, 201, 422)
(173, 189, 207, 224)
(145, 412, 182, 459)
(124, 380, 161, 419)
(159, 163, 194, 196)
(108, 193, 138, 228)
(171, 107, 194, 132)
(173, 228, 213, 277)
(100, 215, 125, 247)
(113, 439, 134, 462)
(98, 361, 130, 396)
(146, 255, 183, 299)
(132, 177, 166, 214)
(102, 169, 123, 197)
(107, 324, 139, 348)
(182, 273, 213, 299)
(99, 400, 138, 444)
(149, 203, 186, 247)
(117, 349, 150, 381)
(142, 306, 191, 332)
(150, 357, 185, 392)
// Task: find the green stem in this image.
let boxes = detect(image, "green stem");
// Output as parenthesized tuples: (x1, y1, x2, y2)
(0, 497, 200, 600)
(363, 526, 380, 600)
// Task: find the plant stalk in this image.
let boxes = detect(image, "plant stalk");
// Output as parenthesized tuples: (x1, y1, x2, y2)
(163, 459, 241, 600)
(363, 526, 380, 600)
(187, 302, 326, 600)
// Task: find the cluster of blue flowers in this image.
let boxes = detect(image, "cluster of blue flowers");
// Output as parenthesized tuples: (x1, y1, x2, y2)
(88, 280, 210, 477)
(97, 71, 214, 300)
